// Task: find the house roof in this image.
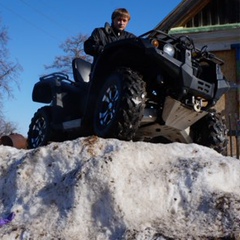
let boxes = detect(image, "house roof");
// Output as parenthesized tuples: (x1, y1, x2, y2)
(154, 0, 211, 32)
(153, 0, 240, 50)
(155, 0, 240, 31)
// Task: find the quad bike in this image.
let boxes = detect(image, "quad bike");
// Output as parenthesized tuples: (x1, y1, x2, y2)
(28, 29, 230, 154)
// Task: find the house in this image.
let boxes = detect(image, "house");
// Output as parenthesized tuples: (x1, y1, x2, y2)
(155, 0, 240, 156)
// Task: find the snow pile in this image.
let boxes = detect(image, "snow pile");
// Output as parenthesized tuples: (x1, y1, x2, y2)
(0, 136, 239, 239)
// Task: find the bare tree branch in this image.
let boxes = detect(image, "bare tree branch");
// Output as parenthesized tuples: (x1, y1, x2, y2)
(45, 33, 92, 74)
(0, 17, 22, 135)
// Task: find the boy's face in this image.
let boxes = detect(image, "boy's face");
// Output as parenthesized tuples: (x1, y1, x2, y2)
(113, 16, 129, 31)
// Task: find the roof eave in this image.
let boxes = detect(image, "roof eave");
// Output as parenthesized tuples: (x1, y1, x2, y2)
(154, 0, 212, 32)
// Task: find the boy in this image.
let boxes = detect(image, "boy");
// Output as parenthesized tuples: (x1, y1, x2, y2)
(84, 8, 136, 63)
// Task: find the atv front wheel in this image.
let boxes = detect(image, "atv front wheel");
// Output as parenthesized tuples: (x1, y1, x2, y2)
(27, 107, 52, 149)
(93, 67, 146, 140)
(190, 111, 228, 155)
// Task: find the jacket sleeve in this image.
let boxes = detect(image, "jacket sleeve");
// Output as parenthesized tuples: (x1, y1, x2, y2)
(84, 28, 104, 57)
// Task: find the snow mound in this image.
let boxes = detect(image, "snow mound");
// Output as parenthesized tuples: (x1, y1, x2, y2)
(0, 136, 239, 239)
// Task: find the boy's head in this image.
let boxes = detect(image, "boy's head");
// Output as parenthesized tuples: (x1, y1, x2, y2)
(111, 8, 131, 31)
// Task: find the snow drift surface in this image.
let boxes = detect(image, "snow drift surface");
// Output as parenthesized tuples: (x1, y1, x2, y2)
(0, 136, 239, 239)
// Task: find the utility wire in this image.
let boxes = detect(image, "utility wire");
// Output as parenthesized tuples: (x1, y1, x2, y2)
(19, 0, 72, 35)
(0, 1, 61, 42)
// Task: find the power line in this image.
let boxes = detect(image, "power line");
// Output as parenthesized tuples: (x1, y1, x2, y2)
(19, 0, 72, 35)
(0, 1, 61, 42)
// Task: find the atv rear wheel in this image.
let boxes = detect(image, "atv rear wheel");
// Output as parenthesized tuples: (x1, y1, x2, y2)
(93, 67, 146, 140)
(190, 111, 228, 155)
(28, 107, 52, 148)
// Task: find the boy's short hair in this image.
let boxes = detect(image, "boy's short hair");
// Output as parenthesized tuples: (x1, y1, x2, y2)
(111, 8, 131, 21)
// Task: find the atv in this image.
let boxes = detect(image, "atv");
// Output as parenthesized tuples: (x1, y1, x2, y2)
(28, 29, 230, 154)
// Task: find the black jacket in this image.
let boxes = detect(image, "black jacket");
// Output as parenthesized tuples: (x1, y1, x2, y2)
(84, 24, 136, 62)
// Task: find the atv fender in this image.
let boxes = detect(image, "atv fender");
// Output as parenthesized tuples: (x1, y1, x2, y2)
(32, 80, 53, 103)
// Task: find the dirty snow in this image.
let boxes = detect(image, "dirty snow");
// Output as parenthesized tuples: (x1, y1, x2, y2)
(0, 136, 239, 239)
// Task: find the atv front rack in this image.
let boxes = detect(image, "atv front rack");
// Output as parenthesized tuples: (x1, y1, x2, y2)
(40, 72, 70, 82)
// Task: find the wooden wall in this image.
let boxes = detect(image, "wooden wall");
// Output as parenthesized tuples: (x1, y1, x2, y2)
(214, 49, 239, 156)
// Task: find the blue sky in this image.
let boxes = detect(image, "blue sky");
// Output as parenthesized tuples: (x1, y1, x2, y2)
(0, 0, 182, 137)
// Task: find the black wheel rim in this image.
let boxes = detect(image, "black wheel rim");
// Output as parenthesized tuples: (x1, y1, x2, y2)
(30, 116, 47, 147)
(98, 84, 120, 128)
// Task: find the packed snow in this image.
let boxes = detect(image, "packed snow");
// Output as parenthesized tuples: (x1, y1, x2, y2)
(0, 136, 239, 239)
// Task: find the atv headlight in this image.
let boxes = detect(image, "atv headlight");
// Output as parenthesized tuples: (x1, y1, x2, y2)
(163, 43, 175, 57)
